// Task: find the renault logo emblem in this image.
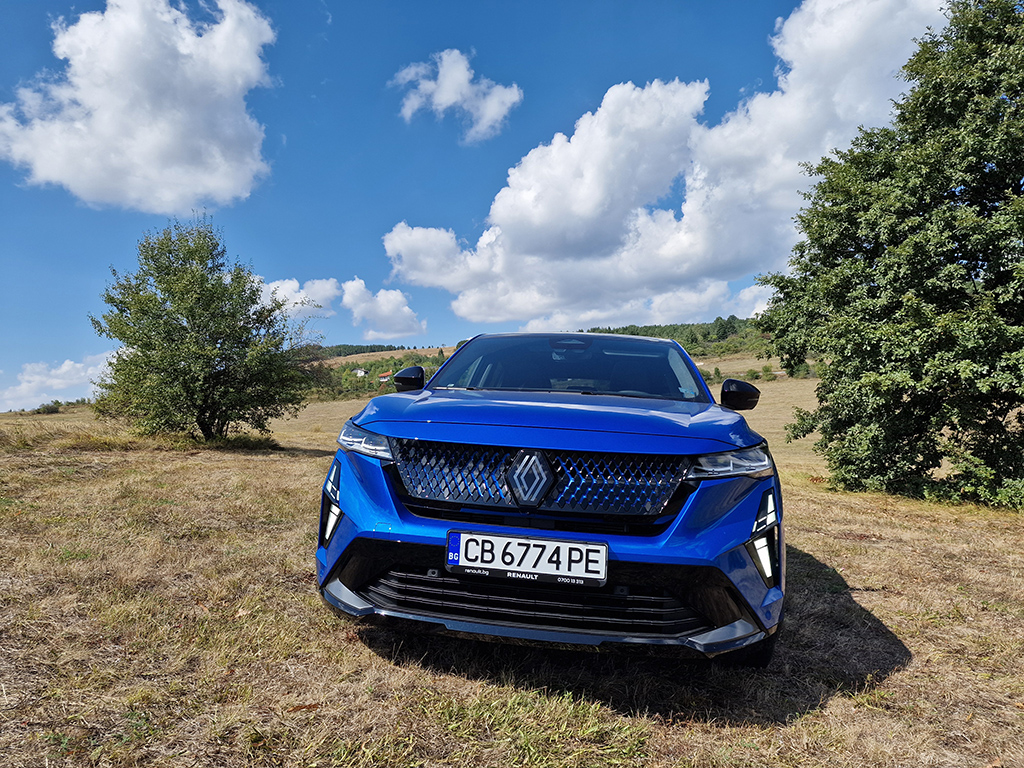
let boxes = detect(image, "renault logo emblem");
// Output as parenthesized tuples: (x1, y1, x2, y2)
(507, 449, 554, 507)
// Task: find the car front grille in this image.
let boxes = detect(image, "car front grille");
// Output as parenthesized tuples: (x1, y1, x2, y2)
(389, 438, 689, 517)
(361, 566, 710, 638)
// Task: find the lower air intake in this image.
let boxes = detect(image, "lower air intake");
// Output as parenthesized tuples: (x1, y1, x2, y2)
(358, 566, 711, 638)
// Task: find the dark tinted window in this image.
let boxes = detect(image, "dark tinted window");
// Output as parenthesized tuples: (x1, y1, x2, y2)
(431, 335, 709, 402)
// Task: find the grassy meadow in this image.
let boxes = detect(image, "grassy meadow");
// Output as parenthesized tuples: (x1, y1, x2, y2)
(1, 373, 1022, 767)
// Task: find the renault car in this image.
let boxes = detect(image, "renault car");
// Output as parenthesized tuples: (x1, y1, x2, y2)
(316, 333, 784, 665)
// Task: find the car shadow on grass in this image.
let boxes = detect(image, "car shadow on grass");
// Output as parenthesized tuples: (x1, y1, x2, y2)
(202, 441, 337, 459)
(357, 544, 911, 725)
(281, 447, 337, 459)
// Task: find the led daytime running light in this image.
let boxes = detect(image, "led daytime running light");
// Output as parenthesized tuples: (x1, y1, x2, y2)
(324, 503, 342, 542)
(753, 490, 778, 534)
(753, 537, 773, 579)
(324, 461, 341, 501)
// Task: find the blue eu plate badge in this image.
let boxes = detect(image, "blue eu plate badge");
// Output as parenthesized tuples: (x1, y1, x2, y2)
(447, 532, 461, 565)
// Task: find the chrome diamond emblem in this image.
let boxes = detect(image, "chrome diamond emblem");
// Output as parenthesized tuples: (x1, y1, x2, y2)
(506, 449, 554, 508)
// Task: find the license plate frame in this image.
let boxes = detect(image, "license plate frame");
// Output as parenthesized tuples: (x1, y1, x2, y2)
(445, 531, 608, 587)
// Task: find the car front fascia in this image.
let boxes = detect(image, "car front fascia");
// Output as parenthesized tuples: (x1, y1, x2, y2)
(316, 418, 784, 656)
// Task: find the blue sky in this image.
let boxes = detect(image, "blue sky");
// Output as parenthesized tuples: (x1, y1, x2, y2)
(0, 0, 947, 411)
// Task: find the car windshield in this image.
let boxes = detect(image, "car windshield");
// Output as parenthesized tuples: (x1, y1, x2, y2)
(430, 335, 710, 403)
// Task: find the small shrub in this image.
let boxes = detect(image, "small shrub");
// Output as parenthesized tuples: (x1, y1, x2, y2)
(995, 479, 1024, 510)
(790, 362, 811, 379)
(699, 367, 724, 385)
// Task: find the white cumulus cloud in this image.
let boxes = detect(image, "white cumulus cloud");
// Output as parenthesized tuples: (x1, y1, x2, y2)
(383, 0, 947, 330)
(260, 277, 344, 319)
(341, 277, 426, 341)
(0, 0, 275, 214)
(392, 49, 523, 143)
(1, 352, 112, 412)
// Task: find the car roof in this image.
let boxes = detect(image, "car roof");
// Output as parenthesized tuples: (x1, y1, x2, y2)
(463, 331, 679, 345)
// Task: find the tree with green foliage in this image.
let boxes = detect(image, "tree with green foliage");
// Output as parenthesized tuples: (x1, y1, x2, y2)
(757, 0, 1024, 507)
(91, 218, 315, 440)
(586, 317, 765, 357)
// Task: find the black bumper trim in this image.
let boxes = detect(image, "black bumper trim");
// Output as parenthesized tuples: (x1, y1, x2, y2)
(321, 538, 762, 654)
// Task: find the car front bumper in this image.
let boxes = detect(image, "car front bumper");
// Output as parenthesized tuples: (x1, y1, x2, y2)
(317, 449, 784, 658)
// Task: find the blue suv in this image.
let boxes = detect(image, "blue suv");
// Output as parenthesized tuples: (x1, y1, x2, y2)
(316, 333, 784, 665)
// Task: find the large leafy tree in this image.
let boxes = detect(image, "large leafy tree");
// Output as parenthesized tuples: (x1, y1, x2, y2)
(757, 0, 1024, 506)
(92, 217, 313, 440)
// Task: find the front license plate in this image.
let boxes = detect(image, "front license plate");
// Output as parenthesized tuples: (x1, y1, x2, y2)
(446, 531, 607, 586)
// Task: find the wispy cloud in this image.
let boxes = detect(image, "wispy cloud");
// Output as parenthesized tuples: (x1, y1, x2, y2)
(0, 0, 275, 214)
(392, 49, 523, 143)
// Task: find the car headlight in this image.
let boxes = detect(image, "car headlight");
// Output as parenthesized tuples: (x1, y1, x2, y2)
(687, 445, 773, 479)
(337, 421, 393, 460)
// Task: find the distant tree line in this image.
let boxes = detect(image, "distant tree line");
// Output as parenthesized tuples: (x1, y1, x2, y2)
(318, 343, 409, 358)
(30, 397, 92, 415)
(586, 316, 767, 358)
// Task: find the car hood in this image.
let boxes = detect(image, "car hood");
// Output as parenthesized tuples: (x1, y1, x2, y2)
(352, 388, 763, 455)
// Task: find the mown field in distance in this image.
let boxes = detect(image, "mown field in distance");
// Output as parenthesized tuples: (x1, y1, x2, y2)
(320, 347, 458, 369)
(1, 377, 1022, 767)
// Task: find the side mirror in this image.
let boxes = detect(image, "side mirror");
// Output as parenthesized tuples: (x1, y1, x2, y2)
(720, 379, 760, 411)
(394, 366, 425, 392)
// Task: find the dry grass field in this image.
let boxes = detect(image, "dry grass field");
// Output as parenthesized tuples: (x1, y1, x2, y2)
(1, 378, 1022, 767)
